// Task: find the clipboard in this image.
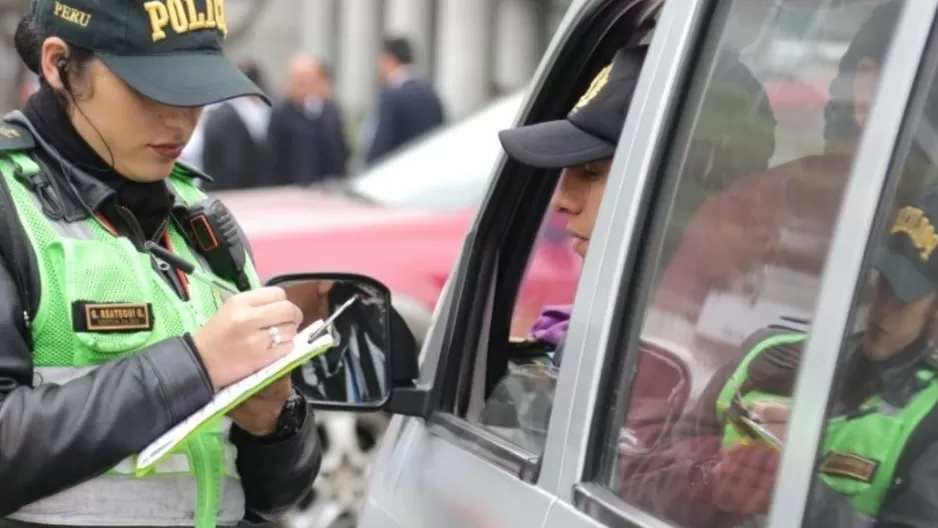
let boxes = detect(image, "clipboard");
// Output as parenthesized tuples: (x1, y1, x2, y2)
(134, 296, 358, 475)
(730, 413, 784, 451)
(726, 390, 785, 451)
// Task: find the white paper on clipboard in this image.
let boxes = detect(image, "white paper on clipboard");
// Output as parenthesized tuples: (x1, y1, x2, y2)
(135, 320, 335, 473)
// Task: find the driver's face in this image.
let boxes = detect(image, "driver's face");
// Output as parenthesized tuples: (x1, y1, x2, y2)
(550, 159, 612, 258)
(864, 276, 936, 361)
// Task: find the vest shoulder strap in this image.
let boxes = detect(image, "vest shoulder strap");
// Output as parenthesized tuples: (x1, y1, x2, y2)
(0, 152, 40, 346)
(0, 121, 36, 155)
(171, 158, 213, 184)
(168, 163, 211, 207)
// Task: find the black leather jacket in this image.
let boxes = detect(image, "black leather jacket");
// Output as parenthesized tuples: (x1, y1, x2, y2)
(0, 112, 321, 524)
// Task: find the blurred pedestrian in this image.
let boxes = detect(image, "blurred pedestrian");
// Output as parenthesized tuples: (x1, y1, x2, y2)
(201, 59, 272, 191)
(360, 36, 445, 166)
(313, 62, 351, 179)
(266, 53, 349, 186)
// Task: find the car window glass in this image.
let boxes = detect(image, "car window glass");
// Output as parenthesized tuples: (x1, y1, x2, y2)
(473, 210, 581, 454)
(589, 1, 903, 527)
(802, 26, 938, 526)
(348, 92, 525, 210)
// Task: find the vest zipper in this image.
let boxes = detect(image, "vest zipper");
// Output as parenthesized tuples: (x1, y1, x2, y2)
(114, 204, 168, 244)
(113, 205, 185, 299)
(115, 204, 223, 526)
(189, 434, 221, 528)
(117, 205, 223, 525)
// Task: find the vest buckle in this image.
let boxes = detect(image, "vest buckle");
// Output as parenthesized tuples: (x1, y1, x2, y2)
(23, 170, 64, 221)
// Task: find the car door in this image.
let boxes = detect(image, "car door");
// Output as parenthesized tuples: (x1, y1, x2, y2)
(356, 1, 663, 527)
(529, 0, 938, 527)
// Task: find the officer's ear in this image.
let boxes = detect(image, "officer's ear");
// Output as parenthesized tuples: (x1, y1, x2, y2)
(39, 37, 70, 92)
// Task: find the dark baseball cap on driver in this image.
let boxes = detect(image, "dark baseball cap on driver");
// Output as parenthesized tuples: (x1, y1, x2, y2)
(498, 46, 646, 169)
(32, 0, 269, 107)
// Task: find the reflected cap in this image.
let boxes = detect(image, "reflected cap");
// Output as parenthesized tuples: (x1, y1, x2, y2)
(876, 187, 938, 303)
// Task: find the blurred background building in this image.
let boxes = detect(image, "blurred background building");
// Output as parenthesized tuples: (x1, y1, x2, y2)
(0, 0, 573, 122)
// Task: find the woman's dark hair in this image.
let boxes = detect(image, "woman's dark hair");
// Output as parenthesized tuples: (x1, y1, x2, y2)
(824, 2, 903, 148)
(14, 12, 94, 101)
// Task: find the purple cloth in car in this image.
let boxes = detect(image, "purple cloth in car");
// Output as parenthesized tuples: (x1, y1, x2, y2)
(529, 305, 572, 347)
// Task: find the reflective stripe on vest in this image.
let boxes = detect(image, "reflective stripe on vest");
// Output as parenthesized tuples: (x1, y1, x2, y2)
(0, 152, 258, 527)
(716, 332, 938, 516)
(32, 365, 240, 478)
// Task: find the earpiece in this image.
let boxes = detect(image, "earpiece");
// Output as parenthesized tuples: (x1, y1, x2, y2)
(54, 53, 116, 172)
(56, 57, 70, 91)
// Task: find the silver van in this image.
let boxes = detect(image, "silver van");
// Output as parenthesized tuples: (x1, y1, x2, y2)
(275, 0, 938, 526)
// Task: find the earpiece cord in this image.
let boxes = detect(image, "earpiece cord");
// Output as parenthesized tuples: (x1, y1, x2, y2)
(56, 56, 117, 218)
(59, 57, 117, 171)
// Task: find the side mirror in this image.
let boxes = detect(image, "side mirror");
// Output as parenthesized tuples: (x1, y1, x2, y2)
(265, 272, 421, 413)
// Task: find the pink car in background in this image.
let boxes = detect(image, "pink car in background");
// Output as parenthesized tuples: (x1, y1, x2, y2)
(216, 92, 581, 341)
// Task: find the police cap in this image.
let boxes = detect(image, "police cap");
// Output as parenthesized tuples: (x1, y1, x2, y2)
(877, 186, 938, 303)
(497, 46, 646, 169)
(32, 0, 268, 107)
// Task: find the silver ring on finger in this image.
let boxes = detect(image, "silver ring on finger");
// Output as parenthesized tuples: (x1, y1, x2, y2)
(267, 326, 283, 349)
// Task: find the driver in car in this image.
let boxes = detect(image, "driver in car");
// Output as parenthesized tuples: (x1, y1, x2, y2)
(482, 26, 774, 449)
(480, 37, 777, 450)
(479, 45, 667, 441)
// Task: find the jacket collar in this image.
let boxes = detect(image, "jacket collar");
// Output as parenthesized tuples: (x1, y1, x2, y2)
(4, 111, 209, 224)
(6, 111, 117, 222)
(861, 332, 936, 408)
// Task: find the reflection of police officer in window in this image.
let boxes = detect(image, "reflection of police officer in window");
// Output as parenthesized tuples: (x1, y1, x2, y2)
(705, 189, 938, 525)
(292, 281, 388, 403)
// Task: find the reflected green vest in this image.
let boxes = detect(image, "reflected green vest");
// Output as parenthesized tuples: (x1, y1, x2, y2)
(716, 332, 938, 516)
(0, 151, 261, 527)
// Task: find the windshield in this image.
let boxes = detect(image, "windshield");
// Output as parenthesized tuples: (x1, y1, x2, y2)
(347, 91, 526, 210)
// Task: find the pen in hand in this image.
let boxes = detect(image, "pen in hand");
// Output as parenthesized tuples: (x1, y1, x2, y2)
(144, 241, 240, 299)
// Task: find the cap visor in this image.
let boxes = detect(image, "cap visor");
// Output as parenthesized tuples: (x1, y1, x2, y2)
(875, 248, 938, 303)
(98, 52, 269, 107)
(498, 120, 615, 169)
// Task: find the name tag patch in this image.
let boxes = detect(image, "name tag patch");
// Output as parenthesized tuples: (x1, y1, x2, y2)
(72, 302, 154, 333)
(819, 451, 879, 483)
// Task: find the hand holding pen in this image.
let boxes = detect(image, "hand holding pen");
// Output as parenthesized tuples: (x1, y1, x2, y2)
(144, 241, 303, 392)
(146, 241, 241, 299)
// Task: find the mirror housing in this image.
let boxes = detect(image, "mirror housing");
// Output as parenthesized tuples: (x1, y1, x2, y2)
(266, 272, 425, 415)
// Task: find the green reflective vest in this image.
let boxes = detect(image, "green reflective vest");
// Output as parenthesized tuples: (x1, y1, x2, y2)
(0, 150, 261, 527)
(716, 332, 938, 516)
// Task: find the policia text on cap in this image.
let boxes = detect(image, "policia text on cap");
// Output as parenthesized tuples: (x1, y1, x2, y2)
(0, 0, 322, 527)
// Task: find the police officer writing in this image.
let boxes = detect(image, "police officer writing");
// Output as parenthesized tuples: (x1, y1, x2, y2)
(0, 0, 320, 527)
(707, 188, 938, 526)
